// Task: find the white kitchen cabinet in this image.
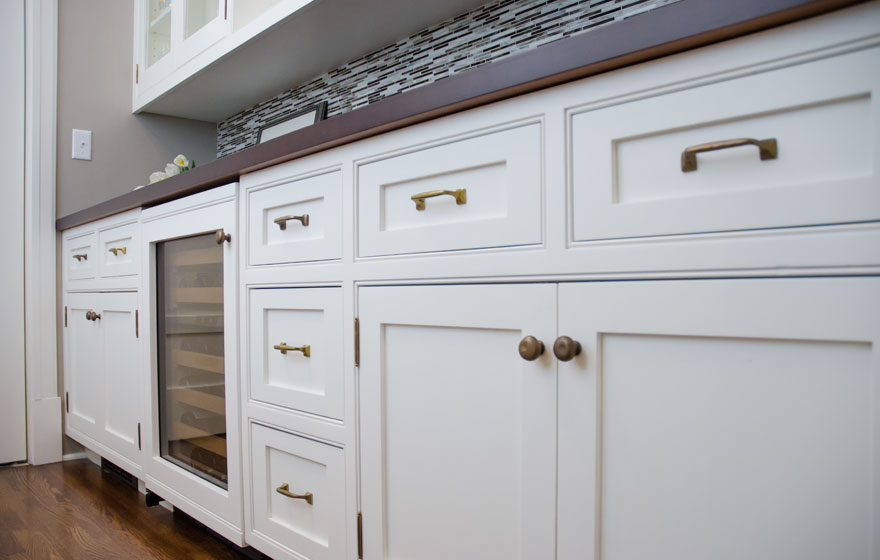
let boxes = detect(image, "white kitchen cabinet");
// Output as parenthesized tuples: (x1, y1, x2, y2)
(63, 210, 140, 290)
(64, 291, 143, 475)
(135, 0, 227, 96)
(248, 421, 349, 560)
(248, 287, 345, 419)
(358, 284, 558, 560)
(358, 279, 880, 560)
(140, 184, 244, 545)
(556, 277, 880, 560)
(570, 46, 880, 242)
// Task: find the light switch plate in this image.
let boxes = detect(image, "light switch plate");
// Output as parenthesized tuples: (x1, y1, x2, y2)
(72, 129, 92, 160)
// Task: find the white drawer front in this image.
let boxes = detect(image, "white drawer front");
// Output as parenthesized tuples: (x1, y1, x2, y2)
(66, 232, 96, 281)
(250, 423, 347, 560)
(571, 47, 880, 241)
(357, 122, 542, 257)
(249, 288, 344, 419)
(248, 169, 342, 265)
(98, 223, 137, 278)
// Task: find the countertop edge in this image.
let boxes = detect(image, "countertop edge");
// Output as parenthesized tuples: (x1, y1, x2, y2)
(55, 0, 864, 231)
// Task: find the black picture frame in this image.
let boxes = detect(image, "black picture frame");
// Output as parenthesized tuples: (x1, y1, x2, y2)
(256, 101, 329, 144)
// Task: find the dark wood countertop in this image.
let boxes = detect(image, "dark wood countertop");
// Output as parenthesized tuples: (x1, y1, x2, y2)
(56, 0, 863, 231)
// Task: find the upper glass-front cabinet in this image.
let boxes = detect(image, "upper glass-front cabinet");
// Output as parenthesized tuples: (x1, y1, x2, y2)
(137, 0, 227, 93)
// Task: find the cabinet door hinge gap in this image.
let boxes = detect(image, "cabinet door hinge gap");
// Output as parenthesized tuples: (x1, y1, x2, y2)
(357, 512, 363, 559)
(135, 63, 139, 84)
(137, 422, 142, 450)
(354, 317, 360, 367)
(64, 306, 67, 327)
(65, 392, 69, 413)
(135, 309, 139, 338)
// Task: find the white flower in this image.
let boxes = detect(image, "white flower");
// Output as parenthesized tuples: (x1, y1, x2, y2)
(165, 163, 181, 176)
(173, 154, 189, 168)
(149, 171, 168, 183)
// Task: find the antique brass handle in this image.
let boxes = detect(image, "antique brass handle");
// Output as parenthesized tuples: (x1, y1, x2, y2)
(274, 214, 310, 230)
(411, 189, 467, 211)
(108, 247, 127, 256)
(86, 311, 101, 321)
(215, 229, 231, 244)
(518, 335, 544, 361)
(553, 336, 582, 362)
(273, 342, 311, 357)
(681, 137, 777, 172)
(276, 483, 313, 505)
(73, 253, 88, 262)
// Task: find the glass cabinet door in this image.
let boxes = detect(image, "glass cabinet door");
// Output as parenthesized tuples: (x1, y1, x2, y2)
(146, 0, 172, 68)
(156, 232, 228, 488)
(185, 0, 220, 39)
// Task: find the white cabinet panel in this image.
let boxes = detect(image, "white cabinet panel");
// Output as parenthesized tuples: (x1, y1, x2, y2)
(101, 292, 142, 466)
(99, 222, 139, 278)
(66, 232, 96, 282)
(247, 169, 342, 265)
(557, 278, 880, 560)
(359, 284, 557, 560)
(249, 287, 344, 419)
(249, 422, 348, 560)
(571, 47, 880, 241)
(357, 122, 543, 257)
(64, 291, 142, 473)
(65, 293, 103, 439)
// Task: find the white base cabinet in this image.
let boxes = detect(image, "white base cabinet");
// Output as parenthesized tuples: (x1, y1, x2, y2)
(557, 278, 879, 560)
(358, 284, 557, 559)
(358, 279, 880, 560)
(64, 291, 143, 475)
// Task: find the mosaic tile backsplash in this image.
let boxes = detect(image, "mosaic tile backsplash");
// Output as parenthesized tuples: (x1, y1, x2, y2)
(216, 0, 680, 157)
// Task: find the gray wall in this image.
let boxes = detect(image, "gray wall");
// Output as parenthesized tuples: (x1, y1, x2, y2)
(56, 0, 217, 218)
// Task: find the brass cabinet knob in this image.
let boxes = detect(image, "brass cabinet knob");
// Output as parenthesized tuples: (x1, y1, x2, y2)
(215, 229, 231, 244)
(553, 336, 581, 361)
(518, 335, 545, 361)
(85, 310, 101, 321)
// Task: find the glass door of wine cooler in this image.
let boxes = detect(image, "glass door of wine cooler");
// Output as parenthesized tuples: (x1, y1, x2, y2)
(156, 232, 228, 488)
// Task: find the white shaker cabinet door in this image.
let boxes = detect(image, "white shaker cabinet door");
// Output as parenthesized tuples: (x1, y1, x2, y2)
(557, 278, 880, 560)
(359, 284, 557, 560)
(99, 291, 143, 468)
(65, 293, 103, 441)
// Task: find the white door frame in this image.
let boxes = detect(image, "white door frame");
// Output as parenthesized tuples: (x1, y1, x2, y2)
(24, 0, 62, 465)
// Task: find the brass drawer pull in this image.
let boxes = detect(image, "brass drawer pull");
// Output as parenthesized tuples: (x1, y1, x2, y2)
(108, 247, 127, 256)
(681, 138, 777, 172)
(215, 229, 231, 244)
(85, 310, 101, 321)
(518, 335, 544, 361)
(273, 342, 311, 357)
(73, 253, 88, 261)
(411, 189, 467, 211)
(276, 483, 313, 505)
(274, 214, 310, 230)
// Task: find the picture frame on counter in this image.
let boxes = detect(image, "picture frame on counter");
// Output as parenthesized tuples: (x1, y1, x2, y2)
(257, 101, 328, 144)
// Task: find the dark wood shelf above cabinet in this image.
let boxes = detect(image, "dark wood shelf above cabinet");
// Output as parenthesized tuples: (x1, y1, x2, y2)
(55, 0, 864, 231)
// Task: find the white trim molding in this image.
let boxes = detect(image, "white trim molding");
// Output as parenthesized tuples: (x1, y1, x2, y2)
(24, 0, 61, 465)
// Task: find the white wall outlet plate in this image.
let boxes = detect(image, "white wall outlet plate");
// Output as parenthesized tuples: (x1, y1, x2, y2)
(72, 129, 92, 160)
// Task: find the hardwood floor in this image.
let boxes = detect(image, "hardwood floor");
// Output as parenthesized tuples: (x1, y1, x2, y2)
(0, 459, 256, 559)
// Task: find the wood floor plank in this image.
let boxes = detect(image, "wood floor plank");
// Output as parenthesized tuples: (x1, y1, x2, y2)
(0, 460, 256, 560)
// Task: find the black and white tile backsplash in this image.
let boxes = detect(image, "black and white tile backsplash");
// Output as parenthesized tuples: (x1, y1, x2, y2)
(217, 0, 680, 157)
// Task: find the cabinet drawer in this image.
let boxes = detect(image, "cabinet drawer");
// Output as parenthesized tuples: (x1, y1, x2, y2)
(98, 223, 138, 278)
(247, 169, 342, 265)
(357, 122, 542, 257)
(571, 47, 880, 242)
(249, 288, 344, 419)
(66, 233, 96, 281)
(250, 423, 347, 560)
